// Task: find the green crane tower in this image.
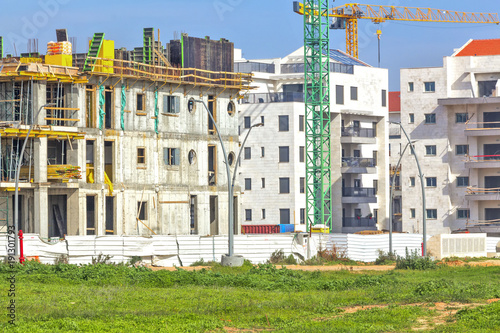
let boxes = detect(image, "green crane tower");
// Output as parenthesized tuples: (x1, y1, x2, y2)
(302, 0, 332, 231)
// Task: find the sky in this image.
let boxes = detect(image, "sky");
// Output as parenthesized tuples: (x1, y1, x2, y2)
(1, 0, 500, 91)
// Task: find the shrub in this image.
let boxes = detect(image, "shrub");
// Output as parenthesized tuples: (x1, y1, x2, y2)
(267, 249, 298, 265)
(375, 250, 397, 265)
(92, 253, 113, 265)
(396, 248, 437, 270)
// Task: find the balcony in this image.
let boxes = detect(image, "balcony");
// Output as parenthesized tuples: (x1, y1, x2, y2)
(466, 187, 500, 201)
(342, 187, 377, 203)
(465, 155, 500, 169)
(234, 62, 275, 74)
(341, 127, 376, 144)
(341, 157, 376, 174)
(342, 217, 377, 228)
(465, 121, 500, 137)
(239, 92, 304, 104)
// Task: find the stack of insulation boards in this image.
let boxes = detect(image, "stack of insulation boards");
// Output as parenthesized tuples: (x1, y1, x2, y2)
(45, 41, 73, 67)
(19, 165, 81, 181)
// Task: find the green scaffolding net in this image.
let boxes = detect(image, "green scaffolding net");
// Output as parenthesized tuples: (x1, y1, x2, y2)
(98, 85, 105, 130)
(121, 84, 126, 130)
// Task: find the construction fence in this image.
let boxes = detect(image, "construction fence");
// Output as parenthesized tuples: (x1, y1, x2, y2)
(1, 234, 498, 266)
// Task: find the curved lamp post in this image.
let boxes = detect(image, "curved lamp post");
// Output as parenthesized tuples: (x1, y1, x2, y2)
(195, 99, 263, 264)
(14, 103, 55, 255)
(388, 121, 427, 256)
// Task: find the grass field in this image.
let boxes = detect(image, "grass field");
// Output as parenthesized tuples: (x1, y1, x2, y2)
(1, 261, 499, 332)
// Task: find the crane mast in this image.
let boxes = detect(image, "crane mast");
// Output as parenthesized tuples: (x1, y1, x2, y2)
(302, 0, 332, 231)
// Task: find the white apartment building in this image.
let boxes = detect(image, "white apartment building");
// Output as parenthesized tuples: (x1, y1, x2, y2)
(236, 47, 389, 233)
(396, 38, 500, 236)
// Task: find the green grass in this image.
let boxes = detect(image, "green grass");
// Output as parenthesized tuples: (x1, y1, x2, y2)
(1, 262, 499, 332)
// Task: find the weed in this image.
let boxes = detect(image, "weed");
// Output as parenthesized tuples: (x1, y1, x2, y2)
(375, 250, 397, 265)
(54, 254, 69, 265)
(92, 253, 113, 265)
(396, 248, 437, 270)
(267, 249, 298, 265)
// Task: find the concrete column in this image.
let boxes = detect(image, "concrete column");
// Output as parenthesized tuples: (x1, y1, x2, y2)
(34, 137, 47, 183)
(34, 187, 49, 239)
(330, 114, 343, 233)
(33, 82, 46, 125)
(67, 189, 79, 235)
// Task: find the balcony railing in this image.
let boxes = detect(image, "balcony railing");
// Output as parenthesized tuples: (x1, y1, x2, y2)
(466, 187, 500, 195)
(342, 217, 377, 228)
(466, 121, 500, 130)
(234, 62, 275, 74)
(280, 62, 354, 74)
(342, 187, 376, 197)
(341, 127, 375, 138)
(467, 155, 500, 162)
(342, 157, 376, 167)
(239, 92, 304, 104)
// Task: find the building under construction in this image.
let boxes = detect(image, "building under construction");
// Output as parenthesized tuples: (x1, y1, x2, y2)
(0, 29, 251, 239)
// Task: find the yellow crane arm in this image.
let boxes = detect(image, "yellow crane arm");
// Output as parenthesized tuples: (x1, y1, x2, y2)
(331, 3, 500, 24)
(293, 2, 499, 59)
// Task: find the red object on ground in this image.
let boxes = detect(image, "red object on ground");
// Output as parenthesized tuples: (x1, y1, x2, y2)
(242, 224, 280, 234)
(421, 242, 424, 257)
(18, 230, 25, 265)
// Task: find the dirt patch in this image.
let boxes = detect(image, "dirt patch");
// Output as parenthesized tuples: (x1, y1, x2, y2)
(312, 299, 500, 330)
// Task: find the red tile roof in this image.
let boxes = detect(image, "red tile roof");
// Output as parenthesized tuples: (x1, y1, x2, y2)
(389, 91, 400, 112)
(454, 39, 500, 57)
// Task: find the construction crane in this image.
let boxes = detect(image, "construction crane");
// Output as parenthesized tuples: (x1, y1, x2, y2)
(295, 1, 499, 232)
(294, 2, 500, 58)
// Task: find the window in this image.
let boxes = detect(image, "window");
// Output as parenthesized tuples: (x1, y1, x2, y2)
(382, 89, 387, 107)
(137, 147, 146, 165)
(261, 116, 264, 125)
(425, 113, 436, 124)
(410, 208, 416, 219)
(228, 152, 235, 166)
(457, 176, 469, 187)
(262, 209, 266, 219)
(409, 113, 415, 124)
(456, 145, 469, 155)
(425, 145, 436, 156)
(163, 95, 180, 114)
(261, 178, 265, 188)
(300, 177, 305, 193)
(336, 85, 344, 105)
(457, 209, 470, 219)
(188, 150, 197, 165)
(350, 86, 358, 101)
(244, 147, 251, 159)
(279, 178, 290, 194)
(300, 208, 305, 224)
(410, 177, 416, 187)
(245, 209, 252, 221)
(187, 98, 196, 113)
(164, 148, 180, 166)
(260, 147, 265, 157)
(279, 115, 289, 131)
(244, 116, 251, 129)
(456, 113, 468, 123)
(426, 209, 437, 219)
(426, 177, 437, 187)
(299, 115, 305, 132)
(408, 82, 414, 92)
(137, 202, 147, 220)
(227, 101, 235, 116)
(244, 178, 252, 190)
(280, 209, 290, 224)
(279, 146, 289, 163)
(137, 93, 145, 111)
(373, 180, 378, 194)
(299, 146, 305, 162)
(424, 81, 436, 92)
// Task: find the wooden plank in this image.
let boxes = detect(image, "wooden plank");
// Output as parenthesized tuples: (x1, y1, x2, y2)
(44, 107, 80, 111)
(44, 117, 80, 121)
(136, 112, 147, 116)
(52, 204, 66, 238)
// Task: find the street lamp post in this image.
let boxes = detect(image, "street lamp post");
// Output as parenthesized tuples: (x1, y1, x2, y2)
(389, 121, 427, 256)
(195, 99, 263, 265)
(14, 103, 55, 256)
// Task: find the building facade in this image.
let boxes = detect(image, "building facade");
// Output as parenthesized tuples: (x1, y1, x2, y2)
(236, 47, 389, 233)
(397, 39, 500, 236)
(0, 32, 250, 239)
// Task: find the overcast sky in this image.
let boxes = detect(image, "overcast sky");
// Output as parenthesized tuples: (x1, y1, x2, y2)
(2, 0, 499, 90)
